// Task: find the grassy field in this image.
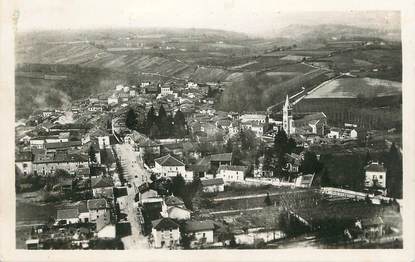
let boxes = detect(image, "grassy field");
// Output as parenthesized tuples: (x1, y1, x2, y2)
(306, 77, 401, 99)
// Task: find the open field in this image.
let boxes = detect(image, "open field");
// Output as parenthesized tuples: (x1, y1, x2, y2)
(306, 77, 401, 99)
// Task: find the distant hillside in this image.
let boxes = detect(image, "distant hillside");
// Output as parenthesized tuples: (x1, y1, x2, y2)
(275, 24, 401, 42)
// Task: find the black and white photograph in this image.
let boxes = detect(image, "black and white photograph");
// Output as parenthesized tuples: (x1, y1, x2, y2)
(1, 0, 414, 261)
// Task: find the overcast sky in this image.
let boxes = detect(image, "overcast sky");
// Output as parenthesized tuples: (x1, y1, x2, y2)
(15, 0, 401, 37)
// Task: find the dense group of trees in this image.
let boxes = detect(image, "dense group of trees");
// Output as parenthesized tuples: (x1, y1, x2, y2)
(125, 105, 187, 139)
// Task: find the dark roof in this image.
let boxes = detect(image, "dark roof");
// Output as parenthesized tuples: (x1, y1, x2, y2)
(151, 218, 179, 231)
(57, 208, 79, 220)
(201, 178, 224, 187)
(184, 220, 215, 232)
(210, 153, 232, 162)
(365, 163, 386, 172)
(44, 141, 82, 150)
(217, 165, 248, 172)
(87, 198, 107, 210)
(91, 176, 114, 189)
(154, 155, 184, 166)
(361, 216, 384, 226)
(139, 139, 159, 147)
(33, 152, 88, 164)
(16, 151, 33, 162)
(164, 196, 184, 206)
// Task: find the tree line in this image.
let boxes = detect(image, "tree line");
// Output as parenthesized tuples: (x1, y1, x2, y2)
(125, 104, 187, 139)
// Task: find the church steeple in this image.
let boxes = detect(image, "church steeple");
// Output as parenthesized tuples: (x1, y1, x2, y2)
(283, 95, 293, 135)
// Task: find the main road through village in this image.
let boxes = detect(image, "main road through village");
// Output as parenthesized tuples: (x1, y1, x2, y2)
(114, 143, 151, 249)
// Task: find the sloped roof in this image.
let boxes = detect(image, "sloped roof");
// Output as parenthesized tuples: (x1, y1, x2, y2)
(365, 162, 386, 172)
(218, 165, 247, 172)
(87, 198, 107, 210)
(154, 154, 184, 166)
(184, 220, 215, 232)
(57, 208, 79, 220)
(165, 195, 184, 206)
(91, 176, 114, 189)
(44, 141, 82, 150)
(210, 153, 232, 162)
(152, 218, 179, 230)
(201, 178, 224, 187)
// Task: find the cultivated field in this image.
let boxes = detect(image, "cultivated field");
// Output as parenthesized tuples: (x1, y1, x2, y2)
(306, 77, 401, 99)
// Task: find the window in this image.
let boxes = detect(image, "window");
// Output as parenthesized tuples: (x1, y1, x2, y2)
(23, 163, 28, 168)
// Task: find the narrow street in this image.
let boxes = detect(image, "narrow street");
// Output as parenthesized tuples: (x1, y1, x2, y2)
(114, 143, 151, 249)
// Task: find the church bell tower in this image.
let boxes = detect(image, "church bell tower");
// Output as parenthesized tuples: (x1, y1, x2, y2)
(283, 95, 293, 134)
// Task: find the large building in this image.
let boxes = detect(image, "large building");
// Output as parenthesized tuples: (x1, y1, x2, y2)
(153, 154, 186, 178)
(282, 95, 327, 136)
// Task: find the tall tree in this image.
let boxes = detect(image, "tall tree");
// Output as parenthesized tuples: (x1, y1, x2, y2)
(125, 108, 138, 130)
(171, 174, 186, 198)
(385, 143, 402, 198)
(149, 123, 160, 139)
(88, 145, 97, 163)
(300, 151, 324, 175)
(146, 106, 157, 133)
(173, 109, 186, 138)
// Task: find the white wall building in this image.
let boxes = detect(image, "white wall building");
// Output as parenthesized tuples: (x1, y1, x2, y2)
(153, 155, 186, 178)
(217, 165, 247, 183)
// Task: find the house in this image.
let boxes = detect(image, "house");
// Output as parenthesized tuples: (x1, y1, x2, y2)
(184, 220, 215, 246)
(166, 206, 192, 220)
(91, 176, 114, 198)
(160, 85, 174, 96)
(97, 136, 110, 150)
(115, 84, 124, 91)
(210, 153, 232, 167)
(328, 128, 342, 139)
(285, 153, 302, 173)
(241, 121, 264, 137)
(15, 151, 33, 176)
(217, 165, 248, 183)
(87, 198, 110, 223)
(55, 208, 80, 225)
(295, 174, 315, 188)
(32, 152, 89, 176)
(151, 218, 180, 248)
(153, 154, 185, 178)
(364, 162, 387, 195)
(88, 104, 104, 112)
(240, 112, 267, 123)
(107, 95, 119, 105)
(350, 129, 358, 139)
(164, 195, 185, 208)
(356, 216, 385, 239)
(201, 178, 225, 193)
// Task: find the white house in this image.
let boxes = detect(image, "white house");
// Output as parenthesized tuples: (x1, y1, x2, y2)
(151, 218, 181, 248)
(184, 220, 215, 246)
(115, 84, 124, 91)
(160, 86, 174, 96)
(55, 208, 80, 225)
(98, 136, 110, 150)
(91, 176, 114, 198)
(123, 86, 130, 93)
(87, 198, 110, 223)
(240, 113, 267, 124)
(153, 155, 186, 178)
(364, 162, 387, 195)
(187, 81, 198, 89)
(350, 129, 358, 139)
(15, 151, 33, 176)
(328, 128, 342, 139)
(201, 178, 225, 193)
(108, 95, 119, 105)
(217, 165, 248, 183)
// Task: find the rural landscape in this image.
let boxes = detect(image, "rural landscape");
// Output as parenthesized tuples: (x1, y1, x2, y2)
(14, 8, 403, 251)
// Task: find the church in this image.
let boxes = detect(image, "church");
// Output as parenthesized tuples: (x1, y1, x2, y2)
(282, 95, 327, 136)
